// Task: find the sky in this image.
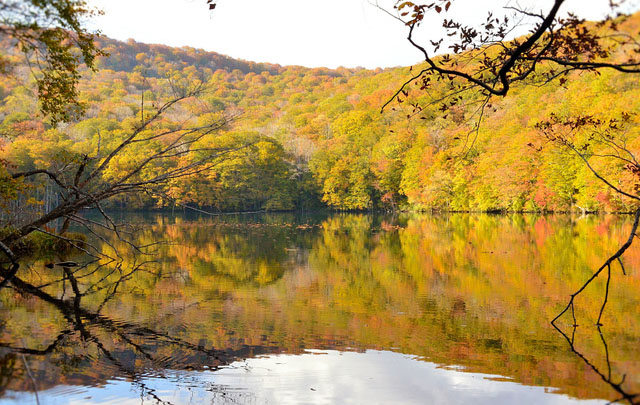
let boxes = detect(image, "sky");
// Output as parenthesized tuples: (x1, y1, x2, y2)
(87, 0, 638, 69)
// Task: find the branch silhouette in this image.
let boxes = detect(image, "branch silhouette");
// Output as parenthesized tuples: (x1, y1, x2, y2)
(552, 323, 640, 404)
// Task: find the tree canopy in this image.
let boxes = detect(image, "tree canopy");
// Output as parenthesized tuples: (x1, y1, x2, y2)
(0, 0, 103, 124)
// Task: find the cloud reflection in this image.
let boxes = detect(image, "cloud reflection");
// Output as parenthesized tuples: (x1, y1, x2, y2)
(3, 350, 605, 405)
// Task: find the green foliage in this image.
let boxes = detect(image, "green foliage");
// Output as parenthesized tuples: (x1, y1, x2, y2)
(0, 0, 105, 124)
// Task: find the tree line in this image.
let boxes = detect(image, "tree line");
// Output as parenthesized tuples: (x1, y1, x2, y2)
(1, 21, 640, 215)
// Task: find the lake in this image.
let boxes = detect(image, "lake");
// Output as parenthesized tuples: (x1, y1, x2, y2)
(0, 212, 639, 404)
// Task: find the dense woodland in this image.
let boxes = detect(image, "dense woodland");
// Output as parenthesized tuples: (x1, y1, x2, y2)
(1, 12, 640, 214)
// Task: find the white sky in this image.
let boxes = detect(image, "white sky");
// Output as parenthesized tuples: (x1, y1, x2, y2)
(87, 0, 638, 69)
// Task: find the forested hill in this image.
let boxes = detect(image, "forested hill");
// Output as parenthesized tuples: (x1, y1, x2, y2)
(1, 13, 640, 213)
(93, 37, 286, 76)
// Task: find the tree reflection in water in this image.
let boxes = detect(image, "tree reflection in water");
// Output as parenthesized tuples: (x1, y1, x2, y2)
(0, 272, 242, 404)
(0, 213, 639, 404)
(554, 322, 639, 404)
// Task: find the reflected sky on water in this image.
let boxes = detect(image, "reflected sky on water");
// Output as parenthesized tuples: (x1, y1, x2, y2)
(2, 350, 605, 405)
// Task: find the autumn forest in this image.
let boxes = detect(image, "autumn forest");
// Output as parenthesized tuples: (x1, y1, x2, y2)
(2, 14, 640, 215)
(2, 1, 640, 404)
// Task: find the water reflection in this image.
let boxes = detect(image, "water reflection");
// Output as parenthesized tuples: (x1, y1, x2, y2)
(553, 324, 639, 404)
(0, 213, 639, 404)
(2, 350, 605, 405)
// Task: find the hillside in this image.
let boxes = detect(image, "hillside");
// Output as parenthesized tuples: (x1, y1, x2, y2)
(1, 16, 640, 213)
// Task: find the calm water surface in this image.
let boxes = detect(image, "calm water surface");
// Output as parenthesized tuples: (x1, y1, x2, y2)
(1, 212, 639, 404)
